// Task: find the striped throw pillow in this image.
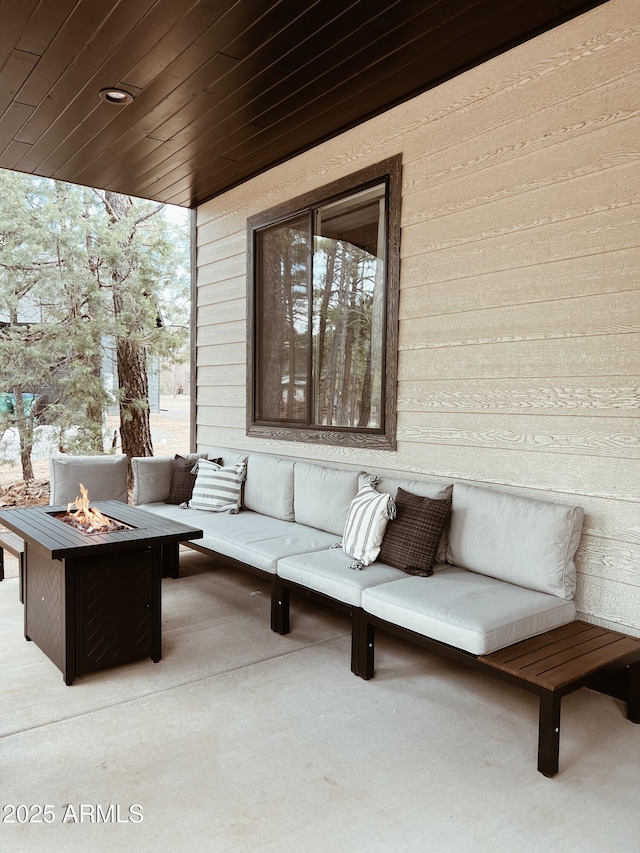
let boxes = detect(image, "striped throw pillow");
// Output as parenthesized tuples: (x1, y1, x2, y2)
(167, 455, 221, 505)
(342, 483, 395, 569)
(188, 460, 246, 512)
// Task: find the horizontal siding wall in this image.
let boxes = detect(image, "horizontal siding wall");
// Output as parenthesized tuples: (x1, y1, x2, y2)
(196, 0, 640, 636)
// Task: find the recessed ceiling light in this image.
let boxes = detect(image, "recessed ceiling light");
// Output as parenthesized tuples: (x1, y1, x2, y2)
(99, 88, 134, 105)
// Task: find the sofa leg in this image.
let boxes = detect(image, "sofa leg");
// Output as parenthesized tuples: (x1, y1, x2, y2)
(19, 556, 25, 603)
(355, 618, 375, 680)
(351, 608, 363, 676)
(272, 577, 290, 635)
(628, 661, 640, 723)
(538, 689, 561, 777)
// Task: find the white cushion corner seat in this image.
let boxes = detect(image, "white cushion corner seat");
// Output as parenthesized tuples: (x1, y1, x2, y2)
(134, 449, 363, 565)
(134, 448, 583, 672)
(359, 565, 576, 659)
(354, 484, 583, 680)
(132, 450, 606, 776)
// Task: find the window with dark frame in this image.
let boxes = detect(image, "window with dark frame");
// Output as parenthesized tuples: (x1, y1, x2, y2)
(247, 156, 401, 449)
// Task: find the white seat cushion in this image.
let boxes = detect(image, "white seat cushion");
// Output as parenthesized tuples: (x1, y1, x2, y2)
(135, 502, 214, 524)
(278, 548, 407, 607)
(361, 566, 576, 655)
(139, 505, 337, 574)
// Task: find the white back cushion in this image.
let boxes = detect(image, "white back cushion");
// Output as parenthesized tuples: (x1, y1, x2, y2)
(50, 454, 129, 505)
(201, 446, 248, 467)
(130, 456, 172, 504)
(361, 473, 452, 502)
(294, 462, 361, 536)
(447, 483, 583, 599)
(244, 454, 295, 521)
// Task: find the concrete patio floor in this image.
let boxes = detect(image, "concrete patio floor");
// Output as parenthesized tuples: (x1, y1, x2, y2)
(1, 549, 638, 852)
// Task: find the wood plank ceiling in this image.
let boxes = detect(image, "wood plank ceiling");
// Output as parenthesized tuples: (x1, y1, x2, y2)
(0, 0, 608, 208)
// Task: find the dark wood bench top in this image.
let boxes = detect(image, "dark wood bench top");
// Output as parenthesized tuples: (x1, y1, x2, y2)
(479, 620, 640, 691)
(0, 528, 25, 587)
(0, 528, 24, 556)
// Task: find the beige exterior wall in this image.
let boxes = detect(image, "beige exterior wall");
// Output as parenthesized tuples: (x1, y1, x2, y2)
(195, 0, 640, 635)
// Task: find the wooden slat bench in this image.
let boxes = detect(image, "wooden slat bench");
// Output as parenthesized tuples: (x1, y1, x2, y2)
(0, 528, 25, 602)
(479, 620, 640, 776)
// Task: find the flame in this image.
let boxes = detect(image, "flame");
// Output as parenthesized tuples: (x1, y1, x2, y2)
(66, 483, 117, 532)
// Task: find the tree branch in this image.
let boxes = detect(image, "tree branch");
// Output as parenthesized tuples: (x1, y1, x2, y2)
(91, 188, 117, 221)
(134, 203, 164, 227)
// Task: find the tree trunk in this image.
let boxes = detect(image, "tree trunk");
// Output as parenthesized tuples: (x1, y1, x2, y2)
(12, 385, 34, 482)
(116, 336, 153, 458)
(85, 350, 105, 452)
(357, 348, 372, 428)
(104, 191, 154, 459)
(315, 241, 335, 424)
(82, 201, 108, 453)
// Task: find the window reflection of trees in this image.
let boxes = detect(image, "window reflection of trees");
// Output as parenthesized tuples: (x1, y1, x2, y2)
(313, 238, 382, 429)
(257, 218, 308, 422)
(251, 160, 398, 446)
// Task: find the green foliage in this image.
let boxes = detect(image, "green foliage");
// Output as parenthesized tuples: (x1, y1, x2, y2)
(0, 169, 190, 479)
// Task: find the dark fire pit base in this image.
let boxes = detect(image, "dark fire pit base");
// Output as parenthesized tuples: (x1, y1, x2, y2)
(26, 544, 160, 685)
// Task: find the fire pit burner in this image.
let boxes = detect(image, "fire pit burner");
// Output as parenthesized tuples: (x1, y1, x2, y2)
(53, 483, 133, 534)
(54, 510, 132, 534)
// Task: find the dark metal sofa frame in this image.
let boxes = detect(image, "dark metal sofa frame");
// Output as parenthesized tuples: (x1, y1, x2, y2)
(274, 576, 640, 777)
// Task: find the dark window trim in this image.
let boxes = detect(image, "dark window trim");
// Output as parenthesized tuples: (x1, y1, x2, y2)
(246, 154, 401, 450)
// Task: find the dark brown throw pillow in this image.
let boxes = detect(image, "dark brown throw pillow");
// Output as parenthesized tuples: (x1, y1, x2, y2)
(379, 488, 452, 576)
(167, 455, 221, 504)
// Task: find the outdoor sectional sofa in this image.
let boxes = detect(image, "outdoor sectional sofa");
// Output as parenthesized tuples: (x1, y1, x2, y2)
(128, 447, 639, 775)
(132, 446, 582, 654)
(129, 448, 640, 776)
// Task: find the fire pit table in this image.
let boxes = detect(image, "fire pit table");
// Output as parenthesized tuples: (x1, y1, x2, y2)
(0, 501, 203, 684)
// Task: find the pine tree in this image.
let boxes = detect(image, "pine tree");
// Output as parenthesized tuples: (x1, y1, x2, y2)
(0, 170, 189, 481)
